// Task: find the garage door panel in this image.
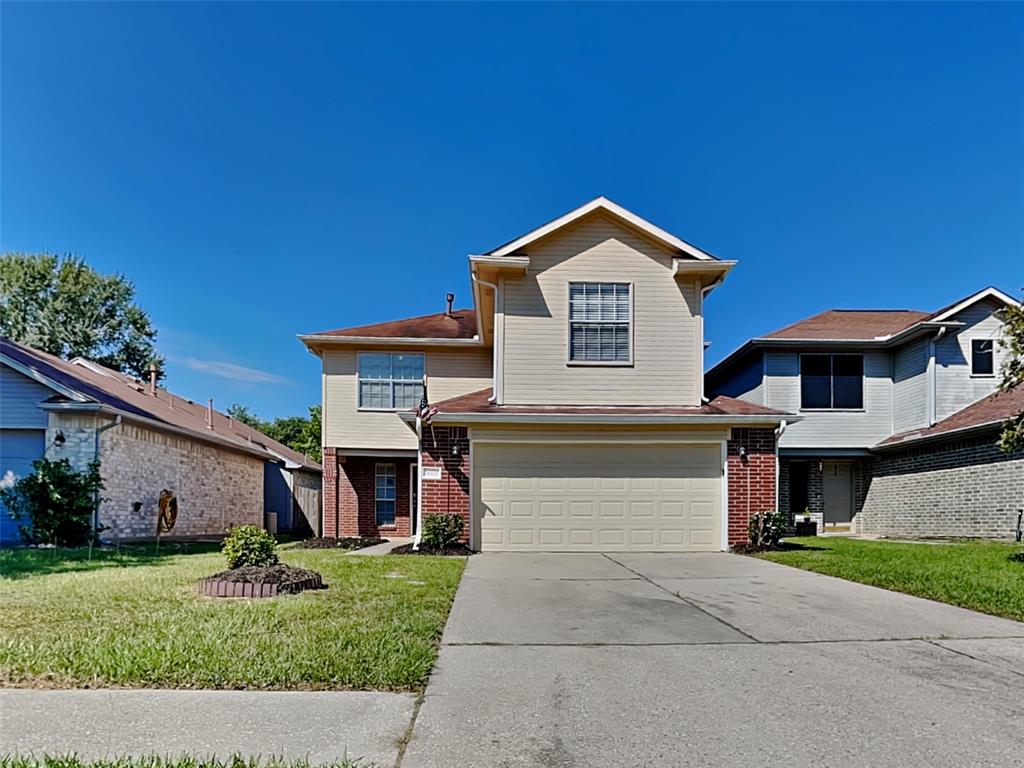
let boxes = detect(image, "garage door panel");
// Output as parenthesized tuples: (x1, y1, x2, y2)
(475, 443, 723, 552)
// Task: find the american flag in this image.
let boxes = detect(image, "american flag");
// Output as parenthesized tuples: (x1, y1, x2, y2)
(417, 380, 437, 425)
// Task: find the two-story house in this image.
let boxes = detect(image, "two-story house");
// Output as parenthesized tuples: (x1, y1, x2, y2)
(706, 287, 1023, 539)
(300, 198, 795, 551)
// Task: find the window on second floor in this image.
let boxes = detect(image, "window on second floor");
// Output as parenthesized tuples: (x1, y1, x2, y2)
(358, 352, 424, 409)
(800, 353, 864, 410)
(971, 339, 994, 376)
(568, 282, 631, 363)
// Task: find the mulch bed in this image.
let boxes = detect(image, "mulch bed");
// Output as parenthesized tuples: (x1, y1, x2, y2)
(390, 543, 474, 557)
(200, 563, 326, 598)
(298, 536, 386, 551)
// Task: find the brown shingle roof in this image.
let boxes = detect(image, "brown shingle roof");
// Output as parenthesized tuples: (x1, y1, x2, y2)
(1, 338, 321, 472)
(763, 310, 930, 341)
(309, 310, 477, 339)
(878, 386, 1024, 448)
(427, 388, 792, 419)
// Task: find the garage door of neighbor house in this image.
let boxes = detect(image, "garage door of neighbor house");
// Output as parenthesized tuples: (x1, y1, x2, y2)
(474, 443, 723, 552)
(0, 429, 46, 544)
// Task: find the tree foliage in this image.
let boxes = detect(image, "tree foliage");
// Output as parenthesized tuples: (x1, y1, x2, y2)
(0, 252, 163, 381)
(997, 297, 1024, 453)
(227, 403, 322, 462)
(0, 458, 105, 546)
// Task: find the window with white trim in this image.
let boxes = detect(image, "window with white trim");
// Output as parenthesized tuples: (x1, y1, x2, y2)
(971, 339, 994, 375)
(375, 463, 396, 526)
(568, 282, 631, 362)
(358, 352, 424, 409)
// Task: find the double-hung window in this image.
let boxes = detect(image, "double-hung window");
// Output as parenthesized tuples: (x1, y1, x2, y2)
(800, 354, 864, 409)
(971, 339, 994, 376)
(358, 352, 424, 409)
(568, 282, 631, 363)
(374, 463, 396, 526)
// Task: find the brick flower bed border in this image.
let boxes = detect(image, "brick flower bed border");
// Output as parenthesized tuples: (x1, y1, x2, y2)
(199, 572, 325, 599)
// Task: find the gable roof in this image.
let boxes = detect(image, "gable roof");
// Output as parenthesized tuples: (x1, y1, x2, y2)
(302, 309, 478, 341)
(1, 337, 321, 472)
(877, 385, 1023, 449)
(484, 196, 718, 261)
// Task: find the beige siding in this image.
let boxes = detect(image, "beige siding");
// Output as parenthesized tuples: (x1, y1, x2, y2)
(501, 214, 701, 406)
(322, 346, 492, 450)
(473, 441, 723, 551)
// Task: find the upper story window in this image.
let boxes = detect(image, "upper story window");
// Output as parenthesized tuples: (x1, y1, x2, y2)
(568, 282, 631, 363)
(800, 353, 864, 410)
(358, 352, 424, 410)
(971, 339, 994, 376)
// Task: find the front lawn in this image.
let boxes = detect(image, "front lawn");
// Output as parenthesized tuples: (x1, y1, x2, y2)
(756, 537, 1024, 622)
(0, 544, 464, 690)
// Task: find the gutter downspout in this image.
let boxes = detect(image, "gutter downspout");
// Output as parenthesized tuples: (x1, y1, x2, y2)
(774, 419, 787, 514)
(699, 275, 728, 403)
(413, 414, 424, 551)
(93, 414, 122, 536)
(471, 272, 500, 404)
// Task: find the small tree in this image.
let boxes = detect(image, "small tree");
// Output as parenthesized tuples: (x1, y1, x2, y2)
(0, 458, 104, 546)
(997, 298, 1024, 453)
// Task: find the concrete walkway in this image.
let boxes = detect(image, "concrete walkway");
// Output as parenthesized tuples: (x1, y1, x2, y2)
(347, 537, 412, 556)
(402, 552, 1024, 768)
(0, 689, 416, 765)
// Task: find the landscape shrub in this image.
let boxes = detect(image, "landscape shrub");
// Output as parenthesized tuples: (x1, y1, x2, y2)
(222, 524, 278, 569)
(421, 513, 464, 550)
(746, 510, 788, 551)
(0, 458, 104, 546)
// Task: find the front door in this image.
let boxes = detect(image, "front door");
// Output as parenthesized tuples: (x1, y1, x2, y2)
(822, 461, 853, 525)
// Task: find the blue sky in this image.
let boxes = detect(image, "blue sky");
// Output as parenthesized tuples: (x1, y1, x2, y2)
(3, 2, 1022, 419)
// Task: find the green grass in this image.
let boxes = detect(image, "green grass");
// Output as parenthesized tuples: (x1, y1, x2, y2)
(756, 537, 1024, 621)
(0, 757, 374, 768)
(0, 544, 465, 691)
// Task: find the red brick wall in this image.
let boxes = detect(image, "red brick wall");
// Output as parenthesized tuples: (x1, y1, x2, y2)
(727, 428, 777, 546)
(322, 449, 412, 538)
(420, 426, 470, 543)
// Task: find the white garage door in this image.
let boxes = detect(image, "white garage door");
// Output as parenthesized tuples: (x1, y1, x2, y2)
(474, 443, 723, 552)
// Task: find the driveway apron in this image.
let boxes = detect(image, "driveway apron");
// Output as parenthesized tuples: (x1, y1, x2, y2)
(402, 552, 1024, 768)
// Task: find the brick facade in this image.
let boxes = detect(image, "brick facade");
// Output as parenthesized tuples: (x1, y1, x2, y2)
(421, 426, 471, 542)
(857, 433, 1024, 539)
(322, 449, 413, 538)
(726, 427, 777, 546)
(46, 413, 264, 540)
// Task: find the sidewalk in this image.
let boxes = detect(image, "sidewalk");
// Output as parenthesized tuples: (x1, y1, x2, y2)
(0, 689, 416, 765)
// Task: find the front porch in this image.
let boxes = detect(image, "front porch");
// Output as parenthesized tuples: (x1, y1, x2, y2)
(322, 450, 419, 538)
(779, 452, 872, 533)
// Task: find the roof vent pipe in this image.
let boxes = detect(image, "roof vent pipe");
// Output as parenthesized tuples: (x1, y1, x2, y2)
(206, 399, 214, 430)
(446, 293, 454, 316)
(148, 362, 159, 395)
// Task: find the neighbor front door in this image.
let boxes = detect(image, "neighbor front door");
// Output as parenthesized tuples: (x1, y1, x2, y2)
(822, 461, 853, 525)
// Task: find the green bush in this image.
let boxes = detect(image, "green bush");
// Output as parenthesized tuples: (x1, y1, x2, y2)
(222, 524, 278, 569)
(421, 513, 464, 550)
(0, 458, 104, 546)
(746, 510, 788, 551)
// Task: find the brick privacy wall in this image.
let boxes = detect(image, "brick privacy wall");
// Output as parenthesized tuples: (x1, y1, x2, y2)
(323, 452, 412, 537)
(421, 426, 470, 542)
(727, 428, 777, 546)
(859, 434, 1024, 539)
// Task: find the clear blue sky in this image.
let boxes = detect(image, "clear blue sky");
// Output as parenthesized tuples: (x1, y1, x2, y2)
(3, 2, 1021, 419)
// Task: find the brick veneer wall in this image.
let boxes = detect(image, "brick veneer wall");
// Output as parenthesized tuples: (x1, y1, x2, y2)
(421, 426, 470, 542)
(44, 413, 263, 540)
(726, 428, 777, 546)
(322, 450, 412, 537)
(859, 433, 1024, 539)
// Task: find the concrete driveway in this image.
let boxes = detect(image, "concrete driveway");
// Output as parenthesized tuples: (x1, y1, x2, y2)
(403, 552, 1024, 768)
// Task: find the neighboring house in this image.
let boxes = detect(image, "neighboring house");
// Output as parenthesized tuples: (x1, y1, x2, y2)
(706, 287, 1024, 539)
(301, 197, 795, 552)
(0, 338, 322, 544)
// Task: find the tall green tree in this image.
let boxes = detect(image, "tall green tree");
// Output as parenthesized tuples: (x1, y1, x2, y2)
(997, 296, 1024, 453)
(0, 252, 163, 380)
(228, 403, 322, 463)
